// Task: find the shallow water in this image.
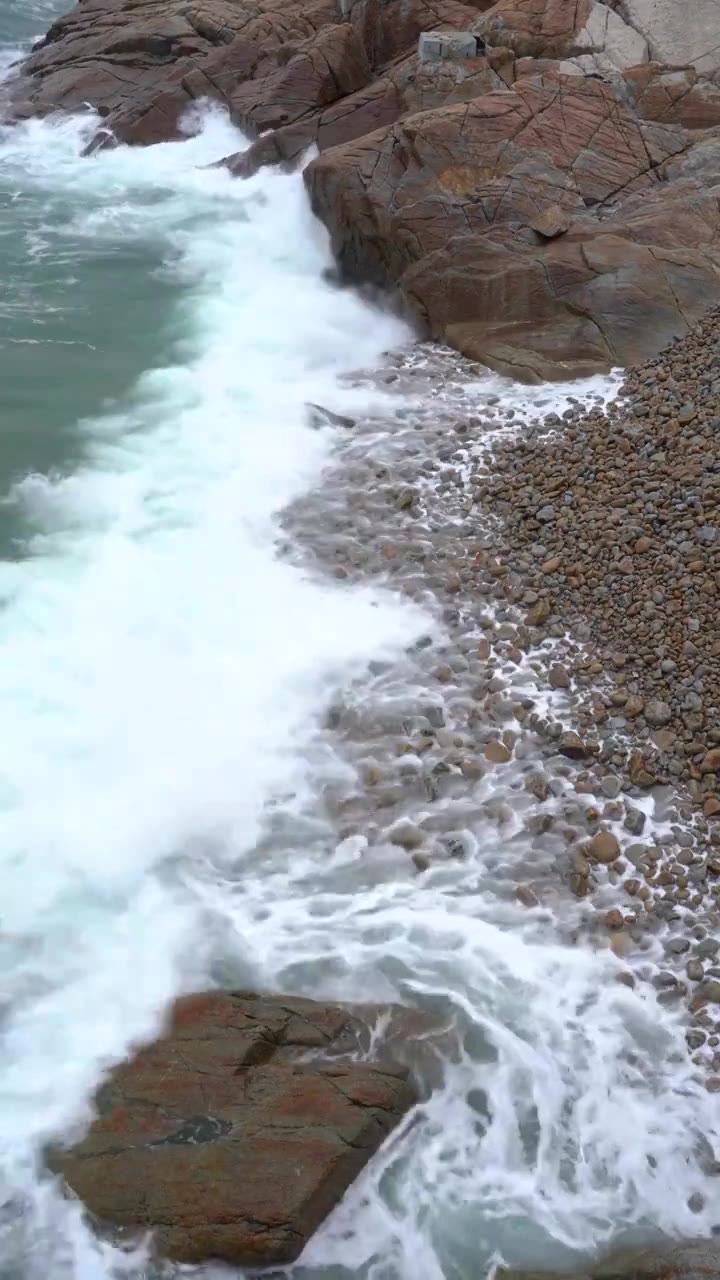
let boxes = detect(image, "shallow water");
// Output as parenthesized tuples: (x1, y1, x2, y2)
(0, 7, 718, 1279)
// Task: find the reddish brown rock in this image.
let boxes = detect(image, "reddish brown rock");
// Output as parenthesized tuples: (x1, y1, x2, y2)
(227, 24, 372, 133)
(478, 0, 592, 58)
(625, 64, 720, 129)
(12, 0, 720, 381)
(50, 992, 425, 1268)
(589, 830, 621, 864)
(6, 0, 349, 144)
(228, 42, 514, 177)
(305, 71, 718, 378)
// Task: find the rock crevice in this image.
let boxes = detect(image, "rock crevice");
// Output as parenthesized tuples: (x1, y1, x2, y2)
(50, 991, 432, 1268)
(8, 0, 720, 373)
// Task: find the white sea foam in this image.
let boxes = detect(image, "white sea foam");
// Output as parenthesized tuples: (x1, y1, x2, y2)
(0, 100, 715, 1280)
(0, 105, 430, 1276)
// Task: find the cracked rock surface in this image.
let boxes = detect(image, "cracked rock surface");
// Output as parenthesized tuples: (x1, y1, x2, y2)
(8, 0, 720, 378)
(49, 992, 425, 1268)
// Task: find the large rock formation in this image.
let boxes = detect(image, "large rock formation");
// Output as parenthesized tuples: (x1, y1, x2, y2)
(8, 0, 720, 378)
(49, 991, 429, 1268)
(305, 65, 720, 379)
(300, 0, 720, 379)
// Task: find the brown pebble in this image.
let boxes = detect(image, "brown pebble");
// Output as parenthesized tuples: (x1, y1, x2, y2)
(605, 910, 624, 930)
(549, 663, 570, 690)
(589, 830, 621, 864)
(526, 599, 551, 625)
(558, 731, 589, 760)
(514, 885, 539, 909)
(484, 741, 512, 764)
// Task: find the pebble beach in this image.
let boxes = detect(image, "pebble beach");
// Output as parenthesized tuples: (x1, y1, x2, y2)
(285, 316, 720, 1097)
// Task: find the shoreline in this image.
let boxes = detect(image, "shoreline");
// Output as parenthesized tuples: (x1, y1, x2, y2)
(283, 335, 720, 1086)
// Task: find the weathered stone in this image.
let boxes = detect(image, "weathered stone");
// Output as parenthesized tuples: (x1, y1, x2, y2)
(305, 71, 716, 382)
(549, 662, 570, 690)
(558, 731, 590, 759)
(605, 908, 624, 930)
(621, 0, 720, 74)
(589, 830, 621, 864)
(645, 699, 672, 727)
(50, 992, 424, 1268)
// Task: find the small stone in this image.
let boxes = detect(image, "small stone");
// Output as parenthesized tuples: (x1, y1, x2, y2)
(623, 805, 646, 836)
(525, 773, 549, 801)
(589, 830, 621, 864)
(701, 748, 720, 774)
(687, 959, 705, 982)
(615, 969, 635, 987)
(645, 700, 672, 728)
(386, 820, 423, 850)
(549, 663, 570, 690)
(624, 879, 641, 896)
(699, 980, 720, 1003)
(605, 909, 624, 930)
(396, 487, 416, 510)
(628, 754, 656, 788)
(704, 797, 720, 818)
(526, 599, 550, 626)
(624, 696, 644, 718)
(541, 556, 562, 573)
(412, 853, 431, 873)
(666, 937, 690, 955)
(484, 741, 512, 764)
(600, 776, 622, 799)
(514, 885, 539, 908)
(558, 731, 589, 760)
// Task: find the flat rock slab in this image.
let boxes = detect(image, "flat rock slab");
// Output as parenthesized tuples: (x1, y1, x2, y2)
(51, 991, 428, 1268)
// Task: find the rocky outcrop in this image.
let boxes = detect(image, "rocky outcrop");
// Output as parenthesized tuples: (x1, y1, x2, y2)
(6, 0, 488, 145)
(10, 0, 720, 379)
(49, 991, 430, 1268)
(304, 68, 720, 378)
